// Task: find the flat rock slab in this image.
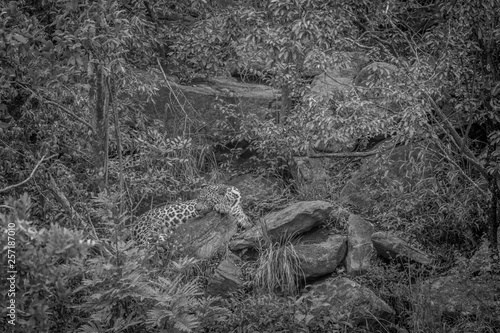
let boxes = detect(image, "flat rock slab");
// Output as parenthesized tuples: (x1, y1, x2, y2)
(229, 201, 333, 251)
(164, 211, 238, 259)
(227, 174, 281, 203)
(146, 77, 278, 133)
(371, 231, 432, 265)
(295, 232, 347, 279)
(419, 274, 500, 319)
(206, 257, 244, 297)
(346, 214, 374, 275)
(308, 277, 395, 328)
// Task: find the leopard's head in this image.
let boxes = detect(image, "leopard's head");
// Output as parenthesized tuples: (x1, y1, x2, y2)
(196, 184, 251, 227)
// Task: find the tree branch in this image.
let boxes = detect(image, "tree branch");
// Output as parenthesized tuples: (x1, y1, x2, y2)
(14, 82, 95, 134)
(298, 146, 388, 159)
(426, 94, 489, 179)
(0, 154, 57, 193)
(44, 100, 96, 134)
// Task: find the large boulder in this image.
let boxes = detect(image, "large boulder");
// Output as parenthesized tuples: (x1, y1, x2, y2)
(371, 231, 433, 265)
(162, 211, 239, 259)
(294, 230, 347, 279)
(145, 77, 278, 133)
(291, 157, 332, 198)
(305, 66, 358, 153)
(418, 274, 500, 320)
(206, 256, 244, 297)
(227, 173, 282, 204)
(229, 201, 333, 251)
(308, 277, 395, 329)
(307, 51, 367, 98)
(309, 68, 354, 101)
(340, 140, 440, 210)
(346, 214, 374, 275)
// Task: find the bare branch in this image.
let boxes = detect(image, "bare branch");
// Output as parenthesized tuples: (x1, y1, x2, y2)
(299, 147, 389, 159)
(44, 100, 96, 134)
(14, 82, 95, 134)
(426, 95, 489, 179)
(428, 143, 489, 198)
(0, 154, 57, 193)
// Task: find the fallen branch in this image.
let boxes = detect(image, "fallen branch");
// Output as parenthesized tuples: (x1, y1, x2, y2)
(0, 154, 57, 193)
(302, 147, 388, 159)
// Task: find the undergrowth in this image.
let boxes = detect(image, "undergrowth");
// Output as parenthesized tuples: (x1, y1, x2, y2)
(253, 221, 305, 296)
(0, 195, 223, 333)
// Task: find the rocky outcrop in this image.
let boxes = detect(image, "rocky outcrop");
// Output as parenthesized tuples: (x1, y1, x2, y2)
(309, 68, 354, 101)
(371, 232, 433, 265)
(162, 211, 239, 259)
(294, 230, 347, 279)
(340, 140, 441, 210)
(206, 256, 244, 297)
(291, 157, 332, 197)
(227, 173, 281, 204)
(346, 215, 374, 275)
(146, 77, 278, 133)
(419, 274, 500, 320)
(308, 277, 395, 329)
(305, 63, 358, 153)
(229, 201, 333, 251)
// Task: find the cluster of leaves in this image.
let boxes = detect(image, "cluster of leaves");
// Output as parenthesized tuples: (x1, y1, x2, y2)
(0, 194, 230, 333)
(354, 261, 500, 333)
(347, 142, 490, 261)
(204, 292, 352, 333)
(1, 0, 218, 227)
(0, 195, 92, 331)
(107, 119, 208, 202)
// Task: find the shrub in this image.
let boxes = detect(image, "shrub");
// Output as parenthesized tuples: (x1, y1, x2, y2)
(0, 194, 92, 332)
(0, 194, 226, 333)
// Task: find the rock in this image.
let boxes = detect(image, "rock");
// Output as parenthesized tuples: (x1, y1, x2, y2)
(294, 230, 347, 279)
(340, 140, 441, 210)
(229, 201, 333, 251)
(163, 211, 238, 259)
(419, 274, 500, 320)
(309, 68, 354, 100)
(308, 277, 395, 329)
(145, 77, 278, 133)
(452, 239, 500, 276)
(206, 256, 244, 297)
(305, 66, 358, 153)
(371, 231, 432, 265)
(307, 51, 367, 97)
(354, 62, 398, 88)
(346, 215, 374, 275)
(291, 157, 331, 198)
(227, 174, 281, 204)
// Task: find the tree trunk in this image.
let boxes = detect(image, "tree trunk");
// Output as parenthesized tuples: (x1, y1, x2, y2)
(488, 175, 499, 266)
(94, 67, 105, 169)
(278, 84, 291, 125)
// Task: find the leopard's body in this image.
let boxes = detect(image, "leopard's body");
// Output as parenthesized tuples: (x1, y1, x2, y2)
(132, 184, 251, 245)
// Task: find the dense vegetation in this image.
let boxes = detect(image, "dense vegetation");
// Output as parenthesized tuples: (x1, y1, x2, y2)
(1, 0, 499, 332)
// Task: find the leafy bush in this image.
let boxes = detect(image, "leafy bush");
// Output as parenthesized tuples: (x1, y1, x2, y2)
(201, 291, 352, 333)
(0, 194, 227, 333)
(0, 194, 92, 332)
(370, 155, 488, 258)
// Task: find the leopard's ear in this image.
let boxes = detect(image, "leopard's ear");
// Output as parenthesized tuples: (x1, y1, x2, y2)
(218, 186, 228, 196)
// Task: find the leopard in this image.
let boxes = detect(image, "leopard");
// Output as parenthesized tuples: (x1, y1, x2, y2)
(132, 184, 251, 245)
